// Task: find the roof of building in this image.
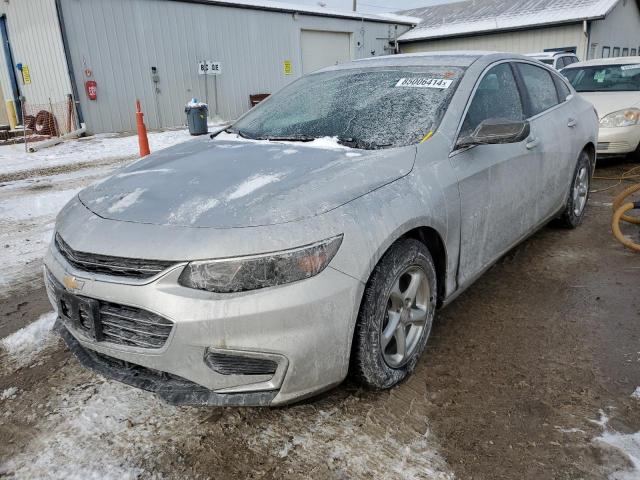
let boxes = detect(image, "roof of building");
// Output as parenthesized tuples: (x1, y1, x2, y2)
(397, 0, 628, 42)
(175, 0, 421, 24)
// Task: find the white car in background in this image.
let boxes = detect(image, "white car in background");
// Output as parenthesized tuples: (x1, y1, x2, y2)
(562, 57, 640, 158)
(526, 51, 580, 70)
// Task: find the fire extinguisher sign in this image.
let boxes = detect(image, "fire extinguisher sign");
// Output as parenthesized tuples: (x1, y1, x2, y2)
(85, 80, 97, 101)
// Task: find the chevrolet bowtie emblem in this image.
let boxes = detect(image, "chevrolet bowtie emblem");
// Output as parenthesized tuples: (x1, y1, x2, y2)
(63, 275, 85, 291)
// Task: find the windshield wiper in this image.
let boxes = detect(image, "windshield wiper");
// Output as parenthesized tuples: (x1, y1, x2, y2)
(338, 137, 392, 150)
(257, 135, 316, 142)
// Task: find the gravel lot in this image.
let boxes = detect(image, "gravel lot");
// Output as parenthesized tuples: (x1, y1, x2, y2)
(0, 148, 639, 479)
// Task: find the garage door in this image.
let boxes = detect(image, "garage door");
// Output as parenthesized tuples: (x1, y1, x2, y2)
(301, 30, 352, 75)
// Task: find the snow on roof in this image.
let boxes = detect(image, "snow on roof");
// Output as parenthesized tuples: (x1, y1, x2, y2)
(397, 0, 622, 42)
(177, 0, 419, 24)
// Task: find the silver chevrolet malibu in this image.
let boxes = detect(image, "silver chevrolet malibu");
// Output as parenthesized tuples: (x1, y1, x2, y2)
(45, 52, 598, 406)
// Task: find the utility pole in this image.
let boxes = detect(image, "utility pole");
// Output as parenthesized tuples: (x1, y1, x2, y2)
(352, 0, 356, 11)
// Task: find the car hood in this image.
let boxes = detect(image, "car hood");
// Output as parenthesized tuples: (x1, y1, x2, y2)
(79, 136, 416, 228)
(578, 91, 640, 118)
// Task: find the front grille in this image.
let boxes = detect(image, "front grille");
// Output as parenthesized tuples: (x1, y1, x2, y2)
(55, 233, 177, 279)
(47, 268, 173, 349)
(204, 351, 278, 376)
(99, 302, 173, 349)
(598, 141, 631, 151)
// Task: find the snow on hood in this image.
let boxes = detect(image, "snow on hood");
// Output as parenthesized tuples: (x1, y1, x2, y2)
(78, 136, 415, 228)
(577, 91, 640, 118)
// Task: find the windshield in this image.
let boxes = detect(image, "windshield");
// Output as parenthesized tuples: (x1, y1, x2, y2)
(563, 64, 640, 92)
(230, 66, 465, 149)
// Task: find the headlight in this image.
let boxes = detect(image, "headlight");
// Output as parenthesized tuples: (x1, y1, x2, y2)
(600, 108, 640, 128)
(178, 235, 343, 293)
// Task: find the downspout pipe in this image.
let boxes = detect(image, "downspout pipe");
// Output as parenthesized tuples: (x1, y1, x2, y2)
(54, 0, 84, 125)
(583, 19, 591, 60)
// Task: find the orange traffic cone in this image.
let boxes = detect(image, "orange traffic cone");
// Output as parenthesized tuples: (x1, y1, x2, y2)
(136, 100, 151, 157)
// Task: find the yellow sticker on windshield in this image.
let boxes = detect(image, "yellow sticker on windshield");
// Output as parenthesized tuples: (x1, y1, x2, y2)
(420, 131, 434, 144)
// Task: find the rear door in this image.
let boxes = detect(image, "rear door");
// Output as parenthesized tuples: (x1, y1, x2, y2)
(449, 61, 542, 285)
(514, 62, 575, 219)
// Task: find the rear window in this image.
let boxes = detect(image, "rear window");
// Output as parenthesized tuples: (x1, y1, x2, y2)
(232, 66, 466, 149)
(563, 64, 640, 92)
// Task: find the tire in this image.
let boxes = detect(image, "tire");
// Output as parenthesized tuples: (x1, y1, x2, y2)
(351, 238, 437, 389)
(558, 150, 592, 228)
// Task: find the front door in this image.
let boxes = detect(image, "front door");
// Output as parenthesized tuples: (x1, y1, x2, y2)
(449, 62, 542, 286)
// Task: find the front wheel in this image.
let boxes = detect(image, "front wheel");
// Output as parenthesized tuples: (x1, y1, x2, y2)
(351, 239, 437, 389)
(558, 150, 591, 228)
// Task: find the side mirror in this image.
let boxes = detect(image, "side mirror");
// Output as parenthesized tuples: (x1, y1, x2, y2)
(457, 119, 530, 149)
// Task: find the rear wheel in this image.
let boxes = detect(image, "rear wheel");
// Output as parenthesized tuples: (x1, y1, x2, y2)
(558, 150, 591, 228)
(351, 239, 437, 389)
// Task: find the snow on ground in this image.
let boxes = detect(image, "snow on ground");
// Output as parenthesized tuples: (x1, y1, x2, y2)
(590, 409, 640, 480)
(0, 129, 193, 296)
(0, 372, 453, 480)
(1, 387, 18, 400)
(1, 311, 57, 369)
(0, 129, 192, 176)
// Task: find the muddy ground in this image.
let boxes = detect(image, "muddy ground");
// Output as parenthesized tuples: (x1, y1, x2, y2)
(0, 158, 639, 479)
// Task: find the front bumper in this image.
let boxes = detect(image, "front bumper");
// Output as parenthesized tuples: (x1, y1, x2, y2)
(597, 125, 640, 156)
(45, 244, 364, 406)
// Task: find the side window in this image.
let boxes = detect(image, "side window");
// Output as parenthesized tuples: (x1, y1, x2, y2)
(553, 74, 571, 101)
(516, 63, 560, 116)
(602, 46, 611, 58)
(460, 63, 524, 138)
(556, 57, 568, 69)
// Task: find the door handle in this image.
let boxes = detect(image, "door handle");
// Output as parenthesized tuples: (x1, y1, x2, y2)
(567, 118, 578, 128)
(526, 137, 539, 150)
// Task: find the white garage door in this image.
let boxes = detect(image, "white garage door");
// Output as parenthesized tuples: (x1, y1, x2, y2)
(301, 30, 352, 75)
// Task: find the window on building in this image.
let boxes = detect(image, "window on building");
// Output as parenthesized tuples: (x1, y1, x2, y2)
(602, 47, 611, 58)
(632, 49, 637, 56)
(516, 63, 560, 116)
(613, 47, 621, 57)
(459, 63, 524, 138)
(623, 48, 629, 56)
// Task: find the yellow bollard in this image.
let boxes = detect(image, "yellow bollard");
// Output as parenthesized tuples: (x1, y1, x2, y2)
(6, 100, 17, 129)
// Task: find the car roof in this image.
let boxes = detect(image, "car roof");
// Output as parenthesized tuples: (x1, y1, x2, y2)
(565, 56, 640, 68)
(321, 51, 529, 72)
(526, 52, 575, 59)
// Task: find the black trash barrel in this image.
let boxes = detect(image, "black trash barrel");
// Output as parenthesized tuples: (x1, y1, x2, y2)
(185, 101, 208, 135)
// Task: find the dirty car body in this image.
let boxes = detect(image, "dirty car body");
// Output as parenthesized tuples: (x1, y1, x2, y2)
(45, 52, 598, 406)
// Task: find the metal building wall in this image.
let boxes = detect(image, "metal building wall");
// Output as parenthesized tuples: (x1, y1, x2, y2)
(589, 0, 640, 58)
(59, 0, 411, 134)
(400, 24, 587, 60)
(0, 0, 72, 112)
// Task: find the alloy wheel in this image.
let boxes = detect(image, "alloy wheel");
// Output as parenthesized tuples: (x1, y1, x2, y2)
(573, 166, 589, 217)
(380, 266, 430, 368)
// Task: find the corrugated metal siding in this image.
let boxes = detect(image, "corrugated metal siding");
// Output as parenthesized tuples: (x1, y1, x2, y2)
(400, 24, 587, 60)
(0, 0, 71, 108)
(589, 0, 640, 58)
(60, 0, 410, 133)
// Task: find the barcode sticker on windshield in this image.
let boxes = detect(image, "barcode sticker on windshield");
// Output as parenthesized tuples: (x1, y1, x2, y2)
(395, 78, 453, 89)
(621, 64, 640, 71)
